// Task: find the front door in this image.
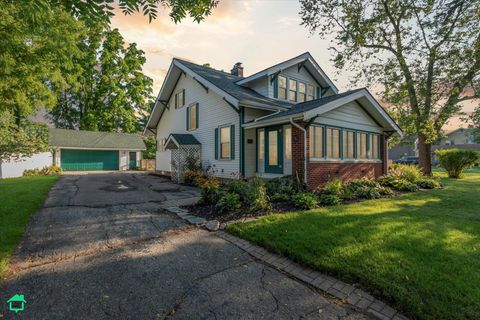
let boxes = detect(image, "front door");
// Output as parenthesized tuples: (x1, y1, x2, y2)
(265, 126, 283, 174)
(129, 152, 137, 169)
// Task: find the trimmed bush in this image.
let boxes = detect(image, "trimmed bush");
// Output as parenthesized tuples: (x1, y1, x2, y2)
(292, 192, 319, 210)
(436, 148, 480, 178)
(23, 165, 62, 176)
(216, 192, 241, 212)
(319, 193, 341, 206)
(269, 193, 291, 202)
(199, 178, 222, 205)
(388, 164, 423, 183)
(416, 178, 441, 189)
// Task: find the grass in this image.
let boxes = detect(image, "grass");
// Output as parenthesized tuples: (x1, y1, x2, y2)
(227, 168, 480, 320)
(0, 175, 58, 278)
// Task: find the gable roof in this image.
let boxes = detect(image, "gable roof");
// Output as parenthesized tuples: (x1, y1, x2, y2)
(235, 52, 338, 94)
(168, 133, 201, 145)
(174, 59, 294, 109)
(49, 128, 146, 150)
(244, 88, 403, 136)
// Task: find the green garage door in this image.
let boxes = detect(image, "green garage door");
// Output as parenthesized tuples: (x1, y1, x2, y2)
(61, 149, 119, 171)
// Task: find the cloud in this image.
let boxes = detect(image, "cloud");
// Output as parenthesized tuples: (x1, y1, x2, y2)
(276, 16, 301, 26)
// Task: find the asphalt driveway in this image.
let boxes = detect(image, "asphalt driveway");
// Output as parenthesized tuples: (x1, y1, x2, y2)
(0, 173, 370, 319)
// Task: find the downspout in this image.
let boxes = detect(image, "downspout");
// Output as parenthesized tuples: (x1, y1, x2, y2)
(289, 117, 307, 185)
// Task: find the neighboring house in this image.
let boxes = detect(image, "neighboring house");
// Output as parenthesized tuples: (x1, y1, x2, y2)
(438, 128, 475, 145)
(0, 129, 146, 178)
(145, 52, 402, 190)
(50, 129, 145, 171)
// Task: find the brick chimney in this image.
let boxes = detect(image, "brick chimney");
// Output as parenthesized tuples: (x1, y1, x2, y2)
(230, 62, 244, 77)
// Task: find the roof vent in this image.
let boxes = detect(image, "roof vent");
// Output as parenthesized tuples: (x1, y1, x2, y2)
(230, 62, 244, 77)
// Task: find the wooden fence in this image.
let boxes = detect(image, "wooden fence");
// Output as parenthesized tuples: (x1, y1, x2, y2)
(140, 159, 156, 171)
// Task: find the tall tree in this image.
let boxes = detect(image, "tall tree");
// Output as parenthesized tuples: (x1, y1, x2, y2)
(50, 27, 153, 133)
(300, 0, 480, 174)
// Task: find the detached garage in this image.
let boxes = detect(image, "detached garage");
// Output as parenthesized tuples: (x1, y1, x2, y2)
(49, 129, 146, 171)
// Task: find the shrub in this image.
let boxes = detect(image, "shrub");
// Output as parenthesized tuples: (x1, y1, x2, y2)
(225, 179, 251, 202)
(435, 149, 480, 178)
(352, 185, 381, 199)
(378, 186, 394, 196)
(394, 180, 419, 192)
(319, 193, 341, 206)
(245, 178, 271, 212)
(199, 177, 222, 204)
(415, 178, 441, 189)
(345, 177, 392, 199)
(23, 165, 61, 176)
(265, 176, 299, 196)
(269, 193, 291, 202)
(292, 192, 319, 210)
(184, 170, 203, 186)
(346, 177, 378, 194)
(216, 192, 241, 212)
(388, 164, 423, 183)
(322, 178, 343, 197)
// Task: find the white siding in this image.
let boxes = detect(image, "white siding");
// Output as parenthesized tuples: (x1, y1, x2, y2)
(156, 73, 240, 179)
(0, 152, 53, 179)
(245, 77, 269, 97)
(313, 101, 383, 133)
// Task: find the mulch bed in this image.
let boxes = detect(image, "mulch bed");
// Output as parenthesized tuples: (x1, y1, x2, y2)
(181, 201, 297, 223)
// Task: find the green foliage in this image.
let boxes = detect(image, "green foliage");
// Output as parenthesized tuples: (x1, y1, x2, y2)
(142, 136, 156, 159)
(199, 178, 221, 205)
(23, 165, 62, 177)
(345, 177, 393, 199)
(436, 149, 480, 178)
(292, 192, 319, 210)
(300, 0, 480, 174)
(50, 26, 154, 133)
(269, 193, 291, 203)
(416, 178, 441, 189)
(216, 193, 241, 213)
(319, 193, 341, 206)
(184, 170, 203, 187)
(265, 176, 300, 196)
(388, 164, 423, 183)
(321, 178, 343, 197)
(225, 180, 251, 202)
(245, 178, 271, 212)
(394, 180, 419, 192)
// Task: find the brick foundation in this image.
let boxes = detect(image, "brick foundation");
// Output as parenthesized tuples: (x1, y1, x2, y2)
(291, 123, 388, 191)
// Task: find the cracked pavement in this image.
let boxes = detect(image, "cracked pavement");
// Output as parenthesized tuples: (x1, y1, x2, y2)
(0, 173, 372, 320)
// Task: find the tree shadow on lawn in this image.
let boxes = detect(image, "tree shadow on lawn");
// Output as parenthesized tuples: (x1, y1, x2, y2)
(228, 181, 480, 320)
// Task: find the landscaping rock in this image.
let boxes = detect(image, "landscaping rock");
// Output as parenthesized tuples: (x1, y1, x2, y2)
(205, 220, 220, 231)
(219, 223, 226, 230)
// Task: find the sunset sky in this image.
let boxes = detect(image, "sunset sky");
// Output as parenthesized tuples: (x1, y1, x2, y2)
(111, 0, 475, 132)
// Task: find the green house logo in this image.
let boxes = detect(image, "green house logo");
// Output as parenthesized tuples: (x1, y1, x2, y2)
(7, 294, 26, 313)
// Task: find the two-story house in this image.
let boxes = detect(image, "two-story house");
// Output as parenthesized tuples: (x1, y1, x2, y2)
(144, 52, 402, 190)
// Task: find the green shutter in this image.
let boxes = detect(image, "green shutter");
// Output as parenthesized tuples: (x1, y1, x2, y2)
(214, 128, 219, 160)
(230, 124, 235, 160)
(196, 103, 199, 129)
(273, 77, 278, 98)
(186, 106, 190, 130)
(316, 87, 320, 98)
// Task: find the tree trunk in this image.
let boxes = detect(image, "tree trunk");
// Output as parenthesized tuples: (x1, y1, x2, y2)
(417, 133, 432, 176)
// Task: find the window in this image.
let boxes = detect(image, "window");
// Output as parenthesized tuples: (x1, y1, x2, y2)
(357, 132, 368, 159)
(307, 84, 315, 101)
(258, 130, 264, 160)
(158, 138, 166, 152)
(288, 79, 297, 101)
(370, 134, 380, 159)
(285, 126, 292, 160)
(268, 130, 278, 165)
(298, 82, 306, 102)
(309, 125, 323, 158)
(326, 128, 341, 159)
(342, 130, 355, 159)
(187, 103, 198, 130)
(175, 89, 185, 108)
(278, 76, 287, 99)
(220, 126, 231, 159)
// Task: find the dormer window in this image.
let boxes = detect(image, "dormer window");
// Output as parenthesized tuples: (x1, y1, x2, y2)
(298, 82, 306, 102)
(307, 84, 315, 101)
(278, 76, 287, 99)
(288, 79, 297, 102)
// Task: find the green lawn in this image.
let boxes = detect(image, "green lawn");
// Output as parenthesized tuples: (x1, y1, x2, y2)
(227, 169, 480, 320)
(0, 175, 58, 278)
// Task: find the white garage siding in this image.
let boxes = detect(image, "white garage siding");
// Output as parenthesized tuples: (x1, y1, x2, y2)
(0, 152, 53, 179)
(156, 73, 240, 179)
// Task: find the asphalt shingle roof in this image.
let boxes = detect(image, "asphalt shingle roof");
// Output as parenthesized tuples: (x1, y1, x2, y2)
(49, 128, 146, 150)
(255, 88, 365, 121)
(174, 58, 294, 109)
(169, 133, 201, 145)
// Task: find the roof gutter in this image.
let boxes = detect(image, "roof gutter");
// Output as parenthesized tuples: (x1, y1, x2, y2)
(289, 117, 307, 186)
